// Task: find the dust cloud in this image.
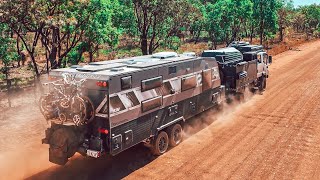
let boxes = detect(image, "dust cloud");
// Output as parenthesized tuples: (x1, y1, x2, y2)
(0, 87, 55, 180)
(183, 89, 258, 140)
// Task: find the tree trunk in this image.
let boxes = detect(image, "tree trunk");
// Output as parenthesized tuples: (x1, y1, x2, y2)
(30, 55, 40, 78)
(49, 47, 58, 68)
(260, 28, 263, 45)
(195, 30, 201, 44)
(16, 37, 21, 67)
(49, 27, 59, 69)
(5, 64, 11, 108)
(259, 2, 264, 45)
(149, 33, 156, 55)
(89, 50, 93, 62)
(140, 34, 148, 55)
(279, 26, 284, 42)
(250, 23, 254, 43)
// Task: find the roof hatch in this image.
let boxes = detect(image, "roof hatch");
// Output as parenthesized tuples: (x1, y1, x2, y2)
(152, 52, 178, 59)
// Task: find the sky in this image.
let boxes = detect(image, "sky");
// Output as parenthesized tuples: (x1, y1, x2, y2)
(293, 0, 319, 7)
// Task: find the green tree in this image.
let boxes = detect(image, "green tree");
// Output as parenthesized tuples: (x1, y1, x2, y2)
(0, 0, 43, 76)
(114, 0, 138, 37)
(132, 0, 197, 55)
(252, 0, 279, 44)
(206, 1, 225, 49)
(0, 24, 18, 107)
(37, 0, 117, 67)
(300, 4, 320, 37)
(229, 0, 253, 41)
(81, 0, 120, 62)
(188, 0, 206, 43)
(278, 0, 294, 41)
(1, 0, 118, 70)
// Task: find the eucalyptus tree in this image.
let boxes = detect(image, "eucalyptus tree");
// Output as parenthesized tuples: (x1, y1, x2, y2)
(0, 0, 43, 76)
(252, 0, 279, 44)
(0, 0, 118, 69)
(277, 0, 294, 41)
(229, 0, 253, 41)
(300, 4, 320, 35)
(132, 0, 197, 55)
(35, 0, 117, 67)
(0, 24, 18, 106)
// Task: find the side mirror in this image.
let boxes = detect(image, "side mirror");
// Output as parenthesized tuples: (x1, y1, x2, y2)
(268, 56, 273, 64)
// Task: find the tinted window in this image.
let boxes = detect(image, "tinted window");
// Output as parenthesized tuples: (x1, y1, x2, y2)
(141, 96, 162, 112)
(110, 95, 126, 114)
(141, 76, 162, 92)
(169, 66, 177, 74)
(181, 75, 197, 91)
(121, 76, 132, 90)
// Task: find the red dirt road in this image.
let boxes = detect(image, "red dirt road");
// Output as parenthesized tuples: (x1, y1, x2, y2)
(0, 40, 320, 180)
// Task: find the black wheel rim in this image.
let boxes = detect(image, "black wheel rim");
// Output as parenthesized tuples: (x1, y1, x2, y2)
(158, 136, 167, 152)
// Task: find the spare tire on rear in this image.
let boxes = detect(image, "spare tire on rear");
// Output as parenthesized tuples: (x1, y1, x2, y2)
(49, 127, 79, 165)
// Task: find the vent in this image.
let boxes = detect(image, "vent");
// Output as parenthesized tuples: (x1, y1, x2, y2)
(70, 65, 82, 69)
(110, 67, 124, 72)
(152, 52, 178, 59)
(183, 52, 196, 57)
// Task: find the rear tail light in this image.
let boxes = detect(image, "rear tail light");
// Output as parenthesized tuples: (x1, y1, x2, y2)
(96, 81, 108, 87)
(98, 128, 109, 135)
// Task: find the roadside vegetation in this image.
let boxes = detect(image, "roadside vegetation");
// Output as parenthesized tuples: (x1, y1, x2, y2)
(0, 0, 319, 93)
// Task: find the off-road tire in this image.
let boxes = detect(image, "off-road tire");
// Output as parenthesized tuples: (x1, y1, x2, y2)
(167, 124, 183, 147)
(259, 76, 266, 91)
(151, 131, 169, 156)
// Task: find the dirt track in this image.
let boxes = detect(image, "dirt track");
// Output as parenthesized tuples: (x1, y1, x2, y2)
(0, 40, 320, 180)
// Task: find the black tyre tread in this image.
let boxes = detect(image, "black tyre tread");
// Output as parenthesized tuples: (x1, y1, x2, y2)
(167, 124, 183, 147)
(151, 131, 169, 156)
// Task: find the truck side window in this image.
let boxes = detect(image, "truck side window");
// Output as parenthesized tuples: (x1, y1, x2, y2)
(121, 76, 132, 90)
(181, 75, 197, 91)
(257, 54, 262, 63)
(110, 95, 126, 114)
(263, 54, 268, 64)
(141, 76, 163, 92)
(169, 66, 177, 74)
